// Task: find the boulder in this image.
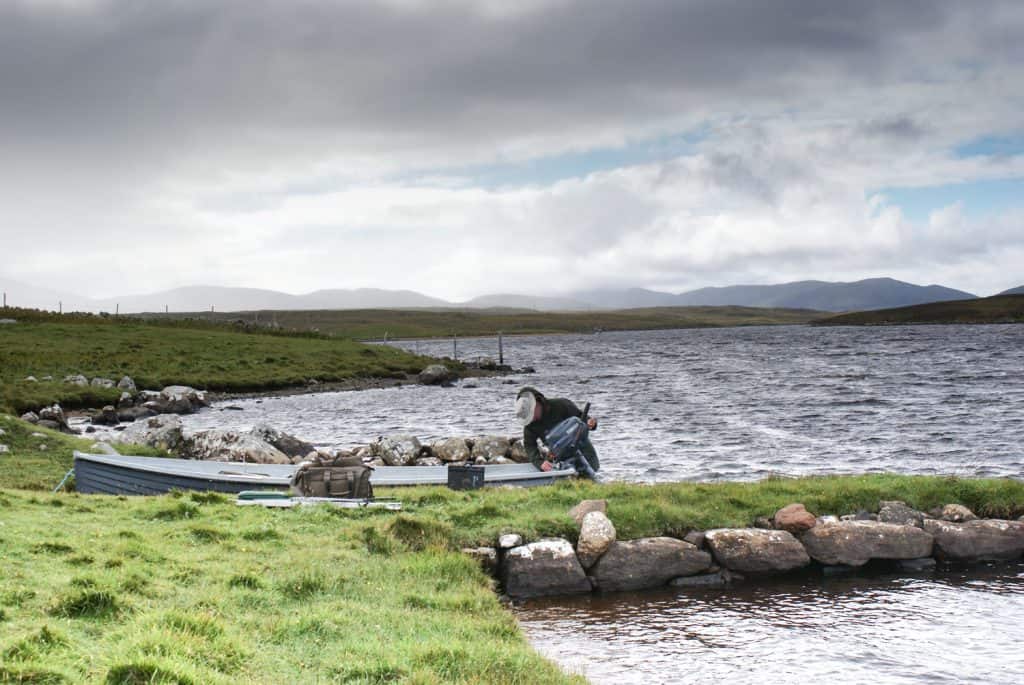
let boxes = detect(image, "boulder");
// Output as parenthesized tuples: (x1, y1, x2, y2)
(923, 519, 1024, 561)
(591, 537, 712, 592)
(117, 376, 137, 393)
(502, 539, 592, 599)
(20, 411, 39, 424)
(181, 430, 290, 464)
(138, 390, 162, 403)
(462, 547, 499, 575)
(471, 435, 510, 461)
(799, 521, 933, 566)
(413, 456, 443, 466)
(91, 405, 120, 426)
(705, 529, 810, 575)
(250, 423, 315, 459)
(498, 533, 523, 550)
(148, 385, 207, 414)
(418, 364, 451, 385)
(63, 374, 89, 386)
(432, 437, 470, 462)
(683, 531, 705, 548)
(508, 439, 530, 463)
(91, 377, 116, 388)
(117, 392, 134, 408)
(753, 516, 774, 529)
(773, 503, 817, 534)
(576, 511, 616, 569)
(371, 435, 421, 466)
(940, 504, 978, 523)
(39, 404, 70, 432)
(568, 499, 607, 526)
(878, 500, 925, 527)
(113, 415, 186, 452)
(118, 406, 156, 423)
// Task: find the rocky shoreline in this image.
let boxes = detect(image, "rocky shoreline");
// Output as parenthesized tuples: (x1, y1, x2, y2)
(467, 499, 1024, 600)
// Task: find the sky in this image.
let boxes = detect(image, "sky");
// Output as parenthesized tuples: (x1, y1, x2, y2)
(0, 0, 1022, 301)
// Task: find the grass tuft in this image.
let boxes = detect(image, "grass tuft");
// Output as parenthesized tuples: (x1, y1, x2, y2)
(385, 515, 452, 552)
(150, 501, 200, 521)
(49, 589, 121, 619)
(227, 573, 263, 590)
(104, 662, 195, 685)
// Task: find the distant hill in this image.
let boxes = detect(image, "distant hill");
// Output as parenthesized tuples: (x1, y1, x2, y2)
(0, 276, 91, 312)
(815, 294, 1024, 326)
(462, 293, 590, 310)
(998, 285, 1024, 296)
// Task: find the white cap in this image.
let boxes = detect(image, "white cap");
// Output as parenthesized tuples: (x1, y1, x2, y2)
(514, 393, 537, 426)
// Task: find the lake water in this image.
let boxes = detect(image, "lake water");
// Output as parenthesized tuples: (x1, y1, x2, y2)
(174, 324, 1024, 683)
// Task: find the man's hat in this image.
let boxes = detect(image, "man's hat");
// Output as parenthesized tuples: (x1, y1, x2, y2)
(514, 392, 537, 426)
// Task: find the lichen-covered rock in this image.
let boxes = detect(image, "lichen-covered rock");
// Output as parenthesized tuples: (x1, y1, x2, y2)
(153, 385, 207, 414)
(91, 377, 115, 388)
(471, 435, 510, 461)
(591, 537, 711, 592)
(117, 392, 134, 408)
(418, 364, 451, 385)
(90, 405, 120, 426)
(117, 376, 137, 393)
(800, 521, 933, 566)
(250, 423, 315, 459)
(502, 539, 591, 599)
(413, 456, 443, 466)
(181, 429, 290, 464)
(39, 404, 70, 432)
(63, 374, 88, 386)
(705, 529, 810, 575)
(432, 437, 470, 462)
(20, 411, 39, 424)
(940, 504, 978, 523)
(923, 519, 1024, 561)
(462, 547, 499, 575)
(498, 533, 523, 550)
(113, 415, 186, 452)
(371, 435, 422, 466)
(576, 511, 616, 569)
(773, 503, 816, 534)
(878, 500, 926, 527)
(508, 439, 530, 463)
(568, 499, 607, 526)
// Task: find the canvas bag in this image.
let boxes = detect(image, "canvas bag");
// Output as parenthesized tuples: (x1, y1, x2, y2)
(290, 453, 374, 498)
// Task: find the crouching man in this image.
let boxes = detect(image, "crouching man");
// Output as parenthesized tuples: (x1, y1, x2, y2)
(514, 386, 600, 479)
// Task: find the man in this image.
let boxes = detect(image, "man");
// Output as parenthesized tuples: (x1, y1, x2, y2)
(514, 386, 600, 476)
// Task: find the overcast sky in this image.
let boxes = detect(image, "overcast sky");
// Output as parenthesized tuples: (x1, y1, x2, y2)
(1, 0, 1022, 300)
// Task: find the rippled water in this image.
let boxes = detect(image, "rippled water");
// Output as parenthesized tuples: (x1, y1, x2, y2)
(181, 324, 1024, 482)
(171, 323, 1024, 683)
(515, 564, 1024, 684)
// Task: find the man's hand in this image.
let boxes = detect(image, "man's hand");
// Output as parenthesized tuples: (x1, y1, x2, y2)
(587, 417, 598, 431)
(540, 460, 553, 472)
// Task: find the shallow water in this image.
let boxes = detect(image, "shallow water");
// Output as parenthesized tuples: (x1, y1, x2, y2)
(180, 324, 1024, 482)
(170, 323, 1024, 683)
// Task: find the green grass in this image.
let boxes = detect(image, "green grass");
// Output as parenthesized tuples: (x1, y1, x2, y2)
(140, 305, 825, 339)
(2, 414, 1022, 683)
(0, 311, 436, 414)
(815, 294, 1024, 326)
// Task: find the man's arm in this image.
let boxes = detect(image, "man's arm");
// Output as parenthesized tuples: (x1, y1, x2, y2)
(523, 425, 545, 468)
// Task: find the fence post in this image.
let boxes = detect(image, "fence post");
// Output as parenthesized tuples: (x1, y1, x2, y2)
(498, 331, 504, 365)
(452, 333, 458, 361)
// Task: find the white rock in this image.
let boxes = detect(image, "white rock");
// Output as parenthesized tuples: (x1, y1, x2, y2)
(576, 511, 616, 569)
(499, 533, 524, 549)
(0, 444, 10, 454)
(24, 375, 38, 383)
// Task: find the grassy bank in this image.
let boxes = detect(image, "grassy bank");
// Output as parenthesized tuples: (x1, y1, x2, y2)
(141, 305, 825, 339)
(2, 414, 1023, 683)
(0, 311, 435, 415)
(815, 294, 1024, 326)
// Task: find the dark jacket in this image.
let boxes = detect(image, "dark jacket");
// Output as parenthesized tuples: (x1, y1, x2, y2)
(518, 387, 598, 470)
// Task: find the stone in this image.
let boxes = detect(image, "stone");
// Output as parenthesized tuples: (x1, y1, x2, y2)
(1019, 515, 1024, 522)
(817, 515, 840, 525)
(149, 385, 206, 414)
(31, 432, 46, 438)
(418, 364, 451, 385)
(20, 411, 39, 424)
(878, 500, 925, 528)
(39, 404, 70, 432)
(0, 444, 9, 454)
(118, 407, 156, 423)
(502, 539, 591, 599)
(800, 521, 933, 567)
(668, 571, 736, 588)
(576, 511, 616, 569)
(940, 504, 978, 523)
(0, 428, 4, 437)
(137, 390, 162, 403)
(568, 499, 608, 526)
(36, 420, 61, 431)
(683, 531, 705, 548)
(117, 376, 137, 393)
(24, 375, 37, 382)
(471, 435, 510, 461)
(462, 547, 499, 575)
(181, 429, 290, 464)
(499, 533, 523, 550)
(705, 528, 810, 575)
(91, 377, 116, 388)
(753, 516, 774, 529)
(91, 405, 120, 426)
(90, 442, 120, 456)
(63, 374, 88, 386)
(250, 423, 315, 459)
(773, 503, 817, 534)
(38, 444, 47, 451)
(432, 437, 471, 462)
(591, 537, 712, 592)
(117, 392, 134, 408)
(923, 519, 1024, 561)
(841, 510, 877, 522)
(413, 456, 443, 466)
(508, 439, 530, 463)
(113, 415, 186, 452)
(372, 435, 422, 466)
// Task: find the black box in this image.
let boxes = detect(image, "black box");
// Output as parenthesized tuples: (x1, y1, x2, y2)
(447, 465, 485, 490)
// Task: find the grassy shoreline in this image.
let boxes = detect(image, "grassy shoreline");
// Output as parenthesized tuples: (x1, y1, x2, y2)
(2, 414, 1023, 682)
(814, 294, 1024, 326)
